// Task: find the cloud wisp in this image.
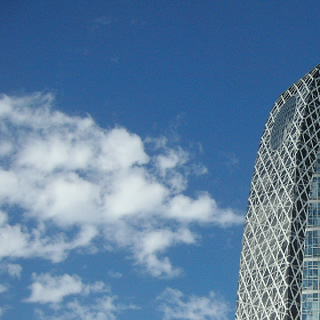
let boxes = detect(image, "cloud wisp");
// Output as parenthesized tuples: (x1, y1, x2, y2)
(27, 273, 135, 320)
(158, 288, 230, 320)
(0, 263, 22, 278)
(25, 273, 107, 304)
(0, 93, 243, 277)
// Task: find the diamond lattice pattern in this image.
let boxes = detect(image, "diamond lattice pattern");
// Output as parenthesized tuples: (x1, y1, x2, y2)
(236, 66, 320, 320)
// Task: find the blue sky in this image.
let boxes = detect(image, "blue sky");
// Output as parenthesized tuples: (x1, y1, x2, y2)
(0, 1, 320, 319)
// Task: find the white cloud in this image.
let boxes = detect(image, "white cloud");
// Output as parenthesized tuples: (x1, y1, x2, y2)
(0, 93, 243, 277)
(156, 148, 188, 175)
(0, 306, 6, 318)
(107, 271, 122, 279)
(158, 288, 230, 320)
(30, 274, 137, 320)
(93, 16, 114, 27)
(134, 228, 196, 277)
(0, 217, 97, 263)
(0, 211, 7, 226)
(0, 285, 7, 294)
(26, 273, 108, 304)
(6, 263, 22, 278)
(0, 223, 30, 258)
(0, 141, 12, 156)
(35, 295, 137, 320)
(0, 263, 22, 278)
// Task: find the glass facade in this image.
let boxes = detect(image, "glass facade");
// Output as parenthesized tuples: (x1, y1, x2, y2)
(302, 170, 320, 319)
(270, 96, 297, 150)
(236, 65, 320, 320)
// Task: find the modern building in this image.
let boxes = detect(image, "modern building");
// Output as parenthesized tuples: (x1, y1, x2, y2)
(236, 65, 320, 320)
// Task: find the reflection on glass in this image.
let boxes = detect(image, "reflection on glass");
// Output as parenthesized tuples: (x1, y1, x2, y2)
(270, 96, 296, 150)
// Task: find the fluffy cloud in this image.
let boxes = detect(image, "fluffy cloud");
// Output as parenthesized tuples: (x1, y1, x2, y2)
(35, 295, 136, 320)
(0, 93, 243, 277)
(0, 211, 97, 263)
(0, 262, 23, 279)
(3, 263, 22, 278)
(158, 288, 230, 320)
(25, 273, 108, 304)
(29, 273, 136, 320)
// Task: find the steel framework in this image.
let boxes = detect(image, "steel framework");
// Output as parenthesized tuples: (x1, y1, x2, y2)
(236, 65, 320, 320)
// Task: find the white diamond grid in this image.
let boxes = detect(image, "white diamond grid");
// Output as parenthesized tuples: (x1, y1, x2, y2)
(236, 65, 320, 320)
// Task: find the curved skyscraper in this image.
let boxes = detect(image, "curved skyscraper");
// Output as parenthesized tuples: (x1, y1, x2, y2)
(236, 65, 320, 320)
